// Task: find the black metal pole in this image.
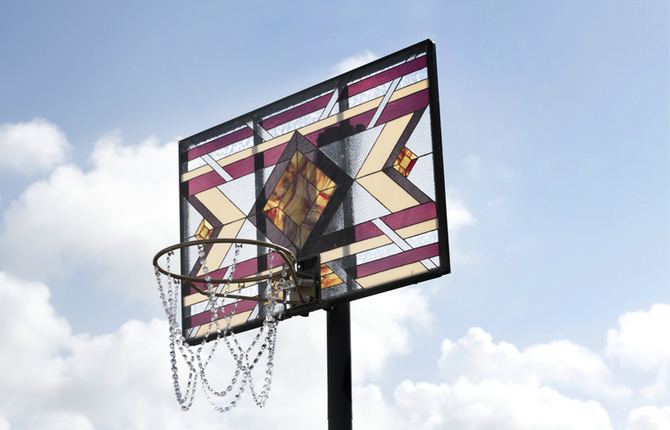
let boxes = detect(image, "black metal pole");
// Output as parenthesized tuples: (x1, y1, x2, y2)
(327, 302, 352, 430)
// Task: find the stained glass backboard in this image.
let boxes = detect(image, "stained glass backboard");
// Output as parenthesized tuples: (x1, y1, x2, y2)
(179, 40, 450, 344)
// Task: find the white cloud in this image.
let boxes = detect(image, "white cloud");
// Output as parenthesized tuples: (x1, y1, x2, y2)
(25, 413, 96, 430)
(354, 379, 615, 430)
(606, 304, 670, 371)
(1, 133, 178, 298)
(333, 50, 378, 75)
(627, 406, 670, 430)
(0, 266, 332, 429)
(353, 385, 397, 429)
(351, 287, 432, 383)
(0, 272, 70, 415)
(438, 328, 630, 399)
(447, 194, 476, 232)
(0, 119, 71, 175)
(391, 379, 614, 430)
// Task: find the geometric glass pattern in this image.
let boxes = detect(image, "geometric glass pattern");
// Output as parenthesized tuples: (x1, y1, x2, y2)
(178, 39, 450, 344)
(393, 147, 418, 177)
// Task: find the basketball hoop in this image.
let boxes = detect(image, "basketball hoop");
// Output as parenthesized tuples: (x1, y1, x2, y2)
(153, 239, 315, 412)
(153, 40, 449, 426)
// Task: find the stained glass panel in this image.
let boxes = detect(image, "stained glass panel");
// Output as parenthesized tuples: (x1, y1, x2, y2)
(178, 39, 449, 343)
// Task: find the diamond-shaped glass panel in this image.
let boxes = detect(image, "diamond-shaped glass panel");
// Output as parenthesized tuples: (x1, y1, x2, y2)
(263, 151, 336, 248)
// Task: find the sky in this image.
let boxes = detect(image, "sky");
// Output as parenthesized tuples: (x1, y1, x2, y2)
(0, 1, 668, 429)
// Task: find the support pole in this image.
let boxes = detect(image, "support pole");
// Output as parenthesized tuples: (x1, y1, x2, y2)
(327, 302, 352, 430)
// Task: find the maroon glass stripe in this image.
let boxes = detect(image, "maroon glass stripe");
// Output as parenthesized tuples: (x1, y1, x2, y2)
(381, 202, 436, 230)
(355, 221, 384, 241)
(188, 257, 258, 295)
(264, 143, 288, 167)
(187, 127, 254, 161)
(187, 299, 257, 328)
(376, 89, 429, 126)
(227, 257, 260, 279)
(223, 156, 255, 179)
(262, 93, 332, 130)
(347, 56, 427, 98)
(187, 251, 296, 294)
(188, 170, 226, 196)
(221, 142, 288, 179)
(356, 243, 439, 279)
(190, 251, 293, 292)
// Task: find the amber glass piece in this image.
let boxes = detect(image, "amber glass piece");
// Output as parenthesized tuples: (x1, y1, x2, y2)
(313, 167, 337, 191)
(393, 147, 418, 177)
(279, 174, 318, 226)
(195, 219, 214, 240)
(297, 152, 316, 182)
(320, 264, 344, 289)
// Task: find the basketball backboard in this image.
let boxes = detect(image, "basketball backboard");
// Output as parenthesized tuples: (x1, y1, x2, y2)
(178, 39, 449, 344)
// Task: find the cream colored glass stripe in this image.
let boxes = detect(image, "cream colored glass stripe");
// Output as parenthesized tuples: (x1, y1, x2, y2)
(320, 235, 392, 264)
(356, 172, 419, 213)
(194, 310, 253, 338)
(389, 79, 428, 102)
(194, 189, 245, 226)
(356, 261, 427, 289)
(184, 278, 262, 307)
(396, 219, 438, 239)
(182, 164, 212, 182)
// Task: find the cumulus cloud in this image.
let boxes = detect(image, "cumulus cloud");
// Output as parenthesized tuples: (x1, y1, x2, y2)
(3, 266, 670, 429)
(627, 406, 670, 430)
(1, 133, 178, 298)
(0, 268, 330, 429)
(352, 287, 433, 383)
(0, 272, 71, 415)
(447, 194, 476, 232)
(332, 50, 378, 75)
(0, 273, 190, 428)
(354, 379, 614, 430)
(0, 119, 71, 175)
(606, 304, 670, 371)
(24, 413, 96, 430)
(438, 327, 630, 399)
(394, 379, 613, 430)
(350, 327, 633, 430)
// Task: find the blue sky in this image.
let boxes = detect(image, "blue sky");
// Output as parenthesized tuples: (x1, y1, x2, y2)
(0, 1, 668, 429)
